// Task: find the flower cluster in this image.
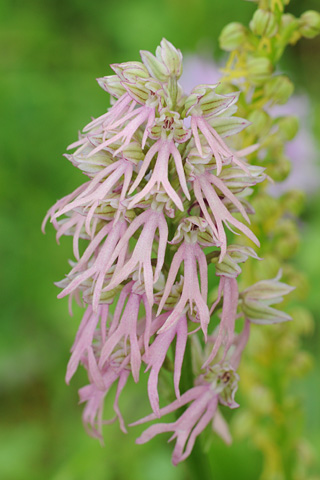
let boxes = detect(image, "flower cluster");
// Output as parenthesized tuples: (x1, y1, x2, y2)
(44, 39, 293, 464)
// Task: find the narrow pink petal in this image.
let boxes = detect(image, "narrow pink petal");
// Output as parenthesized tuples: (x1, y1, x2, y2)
(193, 179, 219, 239)
(178, 397, 218, 464)
(157, 245, 185, 315)
(191, 117, 203, 157)
(113, 370, 130, 434)
(173, 315, 188, 399)
(154, 214, 168, 282)
(128, 142, 160, 194)
(87, 347, 105, 390)
(130, 386, 207, 426)
(170, 142, 190, 200)
(208, 172, 249, 223)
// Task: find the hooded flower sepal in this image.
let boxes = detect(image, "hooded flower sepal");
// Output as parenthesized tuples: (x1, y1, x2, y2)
(218, 164, 266, 193)
(183, 84, 239, 119)
(209, 244, 261, 278)
(170, 217, 219, 246)
(149, 109, 190, 142)
(154, 276, 184, 310)
(64, 141, 115, 175)
(240, 271, 295, 324)
(111, 61, 150, 83)
(129, 187, 176, 219)
(140, 38, 183, 82)
(96, 75, 127, 99)
(185, 142, 233, 180)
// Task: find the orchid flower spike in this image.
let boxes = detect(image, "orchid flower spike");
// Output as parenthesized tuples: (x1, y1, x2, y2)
(44, 36, 295, 466)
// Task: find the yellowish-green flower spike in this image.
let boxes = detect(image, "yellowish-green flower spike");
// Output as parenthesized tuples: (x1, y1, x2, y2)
(218, 1, 320, 478)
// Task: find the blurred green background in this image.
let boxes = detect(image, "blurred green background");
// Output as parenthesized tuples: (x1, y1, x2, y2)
(1, 0, 320, 479)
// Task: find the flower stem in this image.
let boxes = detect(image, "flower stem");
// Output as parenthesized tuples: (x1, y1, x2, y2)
(184, 439, 214, 480)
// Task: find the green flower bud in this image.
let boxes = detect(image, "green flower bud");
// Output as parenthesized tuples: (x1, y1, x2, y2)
(281, 14, 300, 45)
(252, 193, 278, 224)
(212, 245, 260, 278)
(249, 386, 273, 414)
(275, 223, 299, 259)
(277, 115, 299, 141)
(219, 165, 266, 193)
(157, 38, 183, 78)
(299, 10, 320, 39)
(255, 254, 281, 282)
(269, 156, 291, 182)
(240, 272, 294, 324)
(281, 189, 305, 216)
(289, 351, 313, 377)
(171, 217, 217, 246)
(94, 286, 122, 304)
(111, 61, 149, 82)
(290, 307, 314, 335)
(247, 109, 271, 136)
(140, 50, 169, 82)
(97, 75, 126, 98)
(250, 9, 278, 38)
(264, 75, 294, 105)
(247, 56, 273, 85)
(219, 22, 248, 51)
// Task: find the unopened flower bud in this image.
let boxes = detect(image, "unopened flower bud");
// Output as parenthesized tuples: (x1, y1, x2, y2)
(282, 189, 305, 217)
(97, 75, 126, 98)
(277, 115, 299, 141)
(247, 109, 271, 136)
(281, 14, 300, 44)
(211, 245, 260, 278)
(289, 351, 313, 377)
(299, 10, 320, 39)
(274, 220, 299, 259)
(140, 50, 169, 82)
(219, 22, 248, 51)
(269, 155, 291, 182)
(171, 217, 217, 246)
(246, 57, 273, 85)
(157, 38, 183, 78)
(250, 9, 278, 38)
(264, 75, 294, 105)
(240, 272, 294, 324)
(290, 307, 314, 335)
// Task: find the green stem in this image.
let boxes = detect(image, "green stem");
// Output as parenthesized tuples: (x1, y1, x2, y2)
(184, 439, 214, 480)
